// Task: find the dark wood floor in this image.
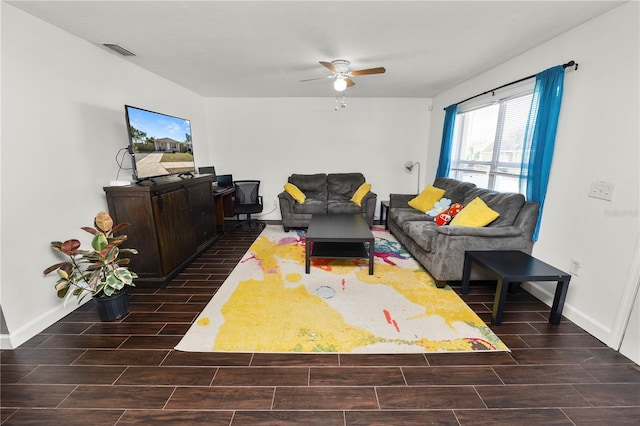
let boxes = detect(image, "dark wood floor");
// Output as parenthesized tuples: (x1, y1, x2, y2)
(2, 225, 639, 425)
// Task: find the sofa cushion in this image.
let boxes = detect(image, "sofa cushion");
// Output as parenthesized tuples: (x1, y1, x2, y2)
(433, 177, 476, 204)
(289, 173, 328, 202)
(326, 173, 367, 213)
(292, 198, 327, 214)
(390, 208, 435, 227)
(403, 221, 438, 252)
(462, 187, 525, 227)
(327, 173, 366, 200)
(327, 201, 363, 214)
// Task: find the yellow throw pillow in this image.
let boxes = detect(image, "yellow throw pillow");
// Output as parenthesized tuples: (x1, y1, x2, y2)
(284, 183, 306, 203)
(450, 197, 499, 227)
(350, 183, 372, 207)
(408, 186, 446, 213)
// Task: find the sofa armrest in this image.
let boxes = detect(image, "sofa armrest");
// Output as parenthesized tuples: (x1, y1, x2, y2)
(361, 191, 377, 226)
(278, 191, 296, 214)
(278, 191, 294, 202)
(435, 225, 523, 238)
(389, 193, 416, 209)
(361, 190, 377, 205)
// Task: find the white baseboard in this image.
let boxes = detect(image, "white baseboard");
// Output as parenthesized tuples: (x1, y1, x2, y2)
(522, 281, 613, 346)
(0, 334, 13, 350)
(0, 301, 86, 349)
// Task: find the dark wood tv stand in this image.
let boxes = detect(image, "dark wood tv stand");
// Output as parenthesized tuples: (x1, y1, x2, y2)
(104, 175, 218, 287)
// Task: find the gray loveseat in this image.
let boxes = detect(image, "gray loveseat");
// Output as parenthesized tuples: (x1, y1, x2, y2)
(278, 173, 377, 231)
(388, 177, 539, 284)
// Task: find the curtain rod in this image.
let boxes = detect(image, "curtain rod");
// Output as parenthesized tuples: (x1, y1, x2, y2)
(446, 60, 578, 109)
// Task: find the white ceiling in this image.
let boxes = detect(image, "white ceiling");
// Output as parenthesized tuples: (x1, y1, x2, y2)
(8, 0, 624, 98)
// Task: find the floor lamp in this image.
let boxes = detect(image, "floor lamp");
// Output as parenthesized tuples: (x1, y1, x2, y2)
(404, 161, 420, 193)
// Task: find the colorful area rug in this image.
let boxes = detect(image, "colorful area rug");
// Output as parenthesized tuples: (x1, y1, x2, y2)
(175, 225, 508, 354)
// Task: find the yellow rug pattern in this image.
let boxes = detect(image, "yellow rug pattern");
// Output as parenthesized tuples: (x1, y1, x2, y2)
(175, 225, 508, 353)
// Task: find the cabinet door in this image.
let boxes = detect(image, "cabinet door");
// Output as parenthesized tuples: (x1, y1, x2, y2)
(152, 189, 195, 275)
(188, 182, 216, 248)
(105, 192, 162, 279)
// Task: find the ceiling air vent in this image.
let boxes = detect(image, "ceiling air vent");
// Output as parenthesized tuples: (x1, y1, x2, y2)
(101, 43, 136, 56)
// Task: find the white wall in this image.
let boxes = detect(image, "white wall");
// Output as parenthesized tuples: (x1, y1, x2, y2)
(204, 97, 432, 219)
(0, 4, 209, 348)
(427, 2, 639, 357)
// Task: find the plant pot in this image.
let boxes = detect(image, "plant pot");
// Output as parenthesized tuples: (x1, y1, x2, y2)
(93, 289, 130, 321)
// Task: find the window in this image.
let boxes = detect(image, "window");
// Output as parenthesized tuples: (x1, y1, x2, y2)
(449, 90, 533, 193)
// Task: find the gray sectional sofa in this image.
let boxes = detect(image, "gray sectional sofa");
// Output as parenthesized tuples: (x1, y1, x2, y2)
(388, 177, 539, 284)
(278, 173, 377, 231)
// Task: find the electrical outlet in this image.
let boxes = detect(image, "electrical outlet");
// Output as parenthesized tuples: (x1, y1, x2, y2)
(569, 258, 582, 276)
(589, 181, 615, 201)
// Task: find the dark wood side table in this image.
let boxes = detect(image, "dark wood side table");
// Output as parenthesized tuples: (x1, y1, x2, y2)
(380, 200, 389, 229)
(462, 250, 571, 325)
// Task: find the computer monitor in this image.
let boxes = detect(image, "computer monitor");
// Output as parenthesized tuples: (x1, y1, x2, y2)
(216, 174, 233, 188)
(198, 166, 217, 183)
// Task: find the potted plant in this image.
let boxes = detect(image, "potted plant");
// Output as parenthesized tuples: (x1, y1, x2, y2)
(43, 211, 138, 321)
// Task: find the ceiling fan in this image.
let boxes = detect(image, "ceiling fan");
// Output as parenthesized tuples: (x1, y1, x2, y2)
(300, 60, 386, 92)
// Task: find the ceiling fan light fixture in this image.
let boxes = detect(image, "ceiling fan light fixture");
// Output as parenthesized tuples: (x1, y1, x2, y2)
(333, 77, 347, 92)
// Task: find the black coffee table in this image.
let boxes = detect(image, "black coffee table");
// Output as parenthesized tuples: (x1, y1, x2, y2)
(305, 213, 375, 275)
(462, 250, 571, 325)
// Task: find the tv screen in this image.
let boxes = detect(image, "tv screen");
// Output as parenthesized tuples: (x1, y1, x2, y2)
(216, 174, 233, 188)
(125, 105, 196, 181)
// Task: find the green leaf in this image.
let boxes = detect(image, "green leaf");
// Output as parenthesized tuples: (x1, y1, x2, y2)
(104, 287, 114, 297)
(91, 233, 108, 251)
(57, 286, 70, 298)
(107, 272, 123, 285)
(104, 246, 119, 264)
(114, 268, 134, 284)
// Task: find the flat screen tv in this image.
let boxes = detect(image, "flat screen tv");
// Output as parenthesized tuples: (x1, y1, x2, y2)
(124, 105, 196, 181)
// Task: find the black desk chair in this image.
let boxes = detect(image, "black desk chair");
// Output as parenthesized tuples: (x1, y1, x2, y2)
(233, 180, 264, 229)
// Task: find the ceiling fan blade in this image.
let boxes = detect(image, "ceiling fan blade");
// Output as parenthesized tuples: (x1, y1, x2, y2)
(345, 78, 355, 88)
(319, 61, 337, 73)
(299, 75, 333, 82)
(350, 67, 386, 76)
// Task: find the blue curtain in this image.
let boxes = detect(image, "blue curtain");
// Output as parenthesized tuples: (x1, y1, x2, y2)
(435, 104, 457, 178)
(520, 65, 566, 241)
